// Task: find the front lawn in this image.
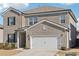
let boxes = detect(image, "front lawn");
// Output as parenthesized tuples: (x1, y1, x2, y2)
(0, 49, 22, 56)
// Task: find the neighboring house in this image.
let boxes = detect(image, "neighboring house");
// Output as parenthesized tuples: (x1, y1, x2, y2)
(1, 6, 78, 50)
(0, 24, 3, 43)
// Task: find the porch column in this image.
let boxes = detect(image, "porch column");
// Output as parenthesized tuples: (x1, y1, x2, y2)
(67, 31, 69, 48)
(17, 31, 20, 48)
(26, 30, 30, 49)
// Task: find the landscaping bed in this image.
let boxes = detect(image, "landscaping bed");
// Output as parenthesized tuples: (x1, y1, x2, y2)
(0, 43, 17, 50)
(55, 48, 79, 56)
(0, 43, 22, 56)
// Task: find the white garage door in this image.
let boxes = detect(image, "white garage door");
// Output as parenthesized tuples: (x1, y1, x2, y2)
(32, 36, 58, 50)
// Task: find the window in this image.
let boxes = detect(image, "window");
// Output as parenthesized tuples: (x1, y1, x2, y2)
(29, 17, 34, 25)
(8, 17, 15, 26)
(29, 16, 37, 25)
(60, 15, 65, 23)
(8, 34, 16, 43)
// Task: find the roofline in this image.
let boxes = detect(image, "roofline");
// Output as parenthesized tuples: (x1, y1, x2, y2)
(1, 7, 24, 16)
(23, 6, 64, 12)
(1, 7, 77, 23)
(23, 9, 78, 23)
(68, 9, 78, 23)
(25, 20, 68, 31)
(24, 9, 68, 15)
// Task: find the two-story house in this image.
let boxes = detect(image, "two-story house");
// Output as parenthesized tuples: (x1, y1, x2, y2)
(2, 6, 78, 50)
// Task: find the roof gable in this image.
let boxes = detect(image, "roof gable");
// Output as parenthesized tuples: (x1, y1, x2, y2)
(1, 7, 23, 16)
(25, 20, 68, 31)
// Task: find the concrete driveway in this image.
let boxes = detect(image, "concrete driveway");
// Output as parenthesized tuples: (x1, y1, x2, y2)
(15, 49, 57, 56)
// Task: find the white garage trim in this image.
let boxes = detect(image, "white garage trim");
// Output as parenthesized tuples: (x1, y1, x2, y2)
(30, 36, 32, 49)
(31, 36, 58, 50)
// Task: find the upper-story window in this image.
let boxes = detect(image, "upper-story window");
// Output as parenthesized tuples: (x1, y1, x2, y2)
(60, 15, 65, 23)
(8, 17, 15, 26)
(29, 16, 37, 25)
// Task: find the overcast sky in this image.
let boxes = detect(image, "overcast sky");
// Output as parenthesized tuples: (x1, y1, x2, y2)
(0, 3, 79, 29)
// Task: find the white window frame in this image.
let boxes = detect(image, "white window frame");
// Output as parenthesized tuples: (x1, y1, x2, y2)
(29, 16, 37, 26)
(59, 15, 65, 24)
(8, 16, 15, 26)
(8, 33, 16, 43)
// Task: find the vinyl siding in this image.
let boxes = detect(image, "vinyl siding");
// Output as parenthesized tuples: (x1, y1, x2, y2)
(3, 11, 22, 42)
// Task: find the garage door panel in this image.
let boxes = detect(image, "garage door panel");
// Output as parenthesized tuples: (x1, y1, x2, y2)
(32, 36, 58, 50)
(32, 38, 42, 48)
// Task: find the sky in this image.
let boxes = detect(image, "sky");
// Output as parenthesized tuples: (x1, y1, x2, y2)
(0, 3, 79, 28)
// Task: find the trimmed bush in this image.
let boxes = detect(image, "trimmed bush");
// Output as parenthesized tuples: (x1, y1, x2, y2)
(0, 43, 4, 49)
(61, 47, 66, 50)
(11, 43, 17, 49)
(3, 43, 11, 50)
(0, 43, 16, 50)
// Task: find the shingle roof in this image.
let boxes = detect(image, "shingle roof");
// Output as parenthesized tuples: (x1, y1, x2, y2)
(23, 6, 64, 13)
(1, 6, 78, 23)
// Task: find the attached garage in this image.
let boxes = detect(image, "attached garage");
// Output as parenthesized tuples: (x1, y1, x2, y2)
(31, 36, 58, 50)
(25, 20, 68, 49)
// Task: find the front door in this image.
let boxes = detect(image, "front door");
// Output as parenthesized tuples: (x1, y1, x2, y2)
(19, 32, 26, 48)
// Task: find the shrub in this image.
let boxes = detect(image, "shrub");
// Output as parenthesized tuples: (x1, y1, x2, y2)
(0, 43, 4, 49)
(11, 43, 17, 49)
(3, 43, 16, 50)
(0, 43, 16, 50)
(3, 43, 11, 50)
(61, 47, 66, 50)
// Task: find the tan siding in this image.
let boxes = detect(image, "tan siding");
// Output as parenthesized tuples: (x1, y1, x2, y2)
(25, 17, 29, 26)
(25, 13, 69, 28)
(0, 29, 3, 43)
(22, 16, 26, 27)
(28, 24, 63, 36)
(69, 13, 76, 27)
(3, 11, 22, 29)
(3, 11, 22, 42)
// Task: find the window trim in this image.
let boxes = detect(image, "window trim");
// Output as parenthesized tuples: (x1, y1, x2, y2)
(29, 16, 38, 26)
(59, 15, 65, 24)
(8, 33, 16, 43)
(8, 16, 16, 26)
